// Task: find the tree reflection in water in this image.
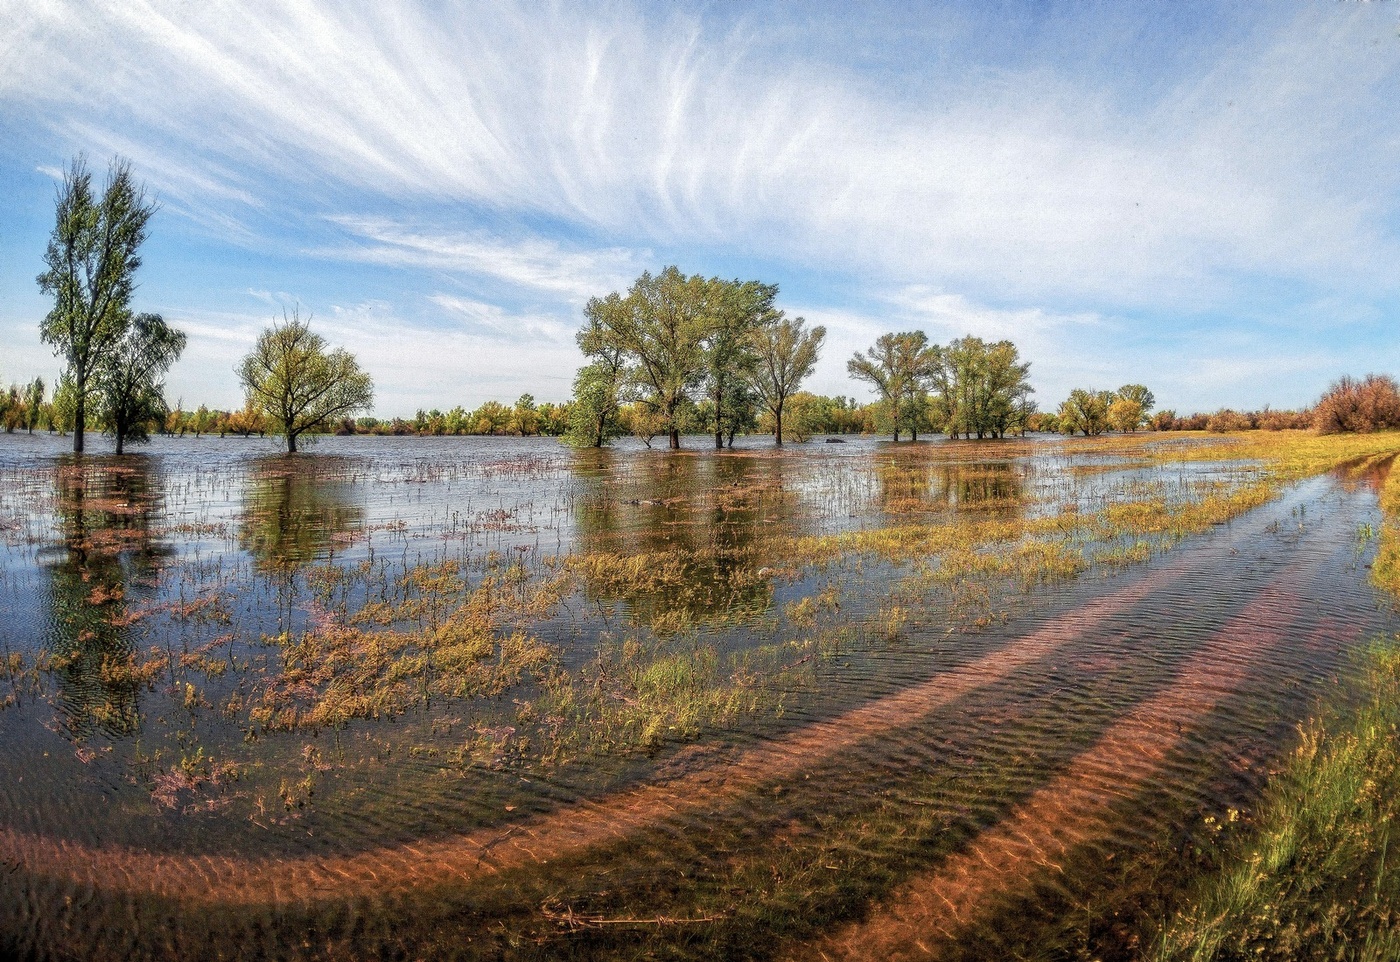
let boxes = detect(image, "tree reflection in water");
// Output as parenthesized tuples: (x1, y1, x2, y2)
(43, 456, 168, 738)
(875, 455, 1026, 514)
(238, 456, 364, 572)
(569, 449, 795, 629)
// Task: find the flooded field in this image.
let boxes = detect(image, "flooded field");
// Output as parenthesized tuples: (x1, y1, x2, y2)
(0, 430, 1397, 961)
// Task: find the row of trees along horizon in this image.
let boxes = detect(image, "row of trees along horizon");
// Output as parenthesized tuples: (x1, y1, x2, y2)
(10, 155, 1398, 455)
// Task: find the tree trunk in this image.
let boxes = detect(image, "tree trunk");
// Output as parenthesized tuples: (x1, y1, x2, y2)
(115, 429, 124, 455)
(73, 391, 85, 453)
(288, 432, 298, 453)
(669, 428, 680, 450)
(774, 403, 783, 446)
(714, 429, 723, 449)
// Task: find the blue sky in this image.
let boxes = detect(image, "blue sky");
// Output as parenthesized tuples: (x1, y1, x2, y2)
(2, 0, 1398, 417)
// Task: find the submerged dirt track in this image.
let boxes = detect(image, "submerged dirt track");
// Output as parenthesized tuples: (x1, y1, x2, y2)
(1, 472, 1394, 961)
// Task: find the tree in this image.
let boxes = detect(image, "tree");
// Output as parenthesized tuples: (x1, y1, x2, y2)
(509, 394, 541, 436)
(567, 302, 631, 447)
(96, 312, 186, 454)
(1057, 388, 1113, 436)
(584, 267, 712, 450)
(1315, 374, 1400, 434)
(701, 279, 774, 448)
(25, 378, 45, 434)
(926, 336, 1033, 439)
(237, 310, 374, 453)
(37, 156, 157, 453)
(1109, 384, 1154, 432)
(1107, 397, 1143, 433)
(848, 332, 938, 441)
(0, 385, 21, 432)
(471, 400, 511, 434)
(51, 375, 78, 435)
(751, 313, 825, 445)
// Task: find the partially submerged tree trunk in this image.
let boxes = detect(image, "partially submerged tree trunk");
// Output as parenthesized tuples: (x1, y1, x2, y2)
(74, 391, 85, 453)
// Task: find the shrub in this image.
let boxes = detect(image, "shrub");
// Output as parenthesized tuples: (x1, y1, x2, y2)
(1314, 374, 1400, 434)
(1206, 409, 1253, 432)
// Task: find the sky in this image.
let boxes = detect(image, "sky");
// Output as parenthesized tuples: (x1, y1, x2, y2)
(1, 0, 1398, 417)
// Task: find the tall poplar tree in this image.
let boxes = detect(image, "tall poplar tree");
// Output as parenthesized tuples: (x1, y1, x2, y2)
(37, 156, 157, 453)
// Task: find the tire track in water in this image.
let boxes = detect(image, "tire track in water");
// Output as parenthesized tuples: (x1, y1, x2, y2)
(789, 571, 1346, 962)
(0, 559, 1198, 905)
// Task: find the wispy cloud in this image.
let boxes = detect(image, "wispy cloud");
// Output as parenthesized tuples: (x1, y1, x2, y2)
(321, 218, 647, 303)
(427, 294, 574, 343)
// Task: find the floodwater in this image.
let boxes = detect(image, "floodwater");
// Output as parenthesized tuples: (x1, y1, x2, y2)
(0, 432, 1392, 960)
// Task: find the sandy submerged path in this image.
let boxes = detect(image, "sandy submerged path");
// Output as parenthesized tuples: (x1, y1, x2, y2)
(0, 473, 1385, 962)
(788, 581, 1345, 961)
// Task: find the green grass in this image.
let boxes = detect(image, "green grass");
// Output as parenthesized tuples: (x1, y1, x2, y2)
(1155, 638, 1400, 962)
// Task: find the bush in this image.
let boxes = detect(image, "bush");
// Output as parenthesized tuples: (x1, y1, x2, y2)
(1314, 374, 1400, 434)
(1206, 409, 1253, 433)
(1257, 408, 1312, 431)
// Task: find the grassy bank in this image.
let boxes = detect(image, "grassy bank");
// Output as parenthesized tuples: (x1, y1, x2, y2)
(1155, 640, 1400, 962)
(1155, 440, 1400, 962)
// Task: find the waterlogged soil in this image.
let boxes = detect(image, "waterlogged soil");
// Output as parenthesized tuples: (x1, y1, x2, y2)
(0, 432, 1394, 961)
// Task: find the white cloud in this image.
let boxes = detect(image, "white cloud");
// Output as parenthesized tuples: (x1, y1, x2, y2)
(427, 294, 574, 343)
(321, 218, 647, 303)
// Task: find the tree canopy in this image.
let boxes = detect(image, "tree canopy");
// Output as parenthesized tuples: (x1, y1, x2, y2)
(572, 266, 793, 449)
(848, 332, 939, 442)
(36, 156, 157, 453)
(96, 312, 186, 454)
(1057, 388, 1114, 436)
(237, 310, 374, 453)
(750, 313, 825, 445)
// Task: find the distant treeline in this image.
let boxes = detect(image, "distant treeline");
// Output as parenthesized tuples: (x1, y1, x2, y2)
(15, 156, 1400, 453)
(15, 375, 1400, 444)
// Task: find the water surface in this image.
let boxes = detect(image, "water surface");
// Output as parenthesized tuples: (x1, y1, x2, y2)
(0, 432, 1391, 960)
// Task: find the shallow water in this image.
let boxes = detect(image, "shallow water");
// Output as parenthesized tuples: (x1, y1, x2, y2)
(0, 432, 1392, 960)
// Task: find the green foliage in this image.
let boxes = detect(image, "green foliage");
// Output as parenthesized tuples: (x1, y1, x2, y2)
(24, 378, 45, 433)
(848, 331, 940, 441)
(700, 278, 775, 448)
(36, 155, 157, 453)
(571, 266, 782, 449)
(564, 361, 627, 446)
(1058, 388, 1114, 436)
(850, 332, 1033, 441)
(95, 312, 186, 454)
(237, 309, 374, 453)
(582, 267, 712, 449)
(751, 313, 825, 444)
(50, 374, 79, 435)
(931, 336, 1035, 439)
